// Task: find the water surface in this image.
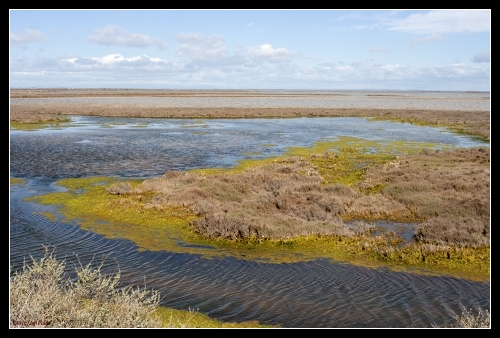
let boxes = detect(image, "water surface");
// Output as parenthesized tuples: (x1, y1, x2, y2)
(10, 116, 490, 328)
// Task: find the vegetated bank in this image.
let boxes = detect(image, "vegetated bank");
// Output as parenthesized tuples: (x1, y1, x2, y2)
(25, 136, 490, 282)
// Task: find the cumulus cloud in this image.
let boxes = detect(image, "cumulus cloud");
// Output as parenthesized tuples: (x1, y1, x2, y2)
(370, 47, 392, 53)
(409, 33, 445, 47)
(388, 10, 490, 34)
(471, 51, 490, 63)
(246, 44, 295, 63)
(175, 33, 227, 60)
(87, 25, 167, 50)
(10, 29, 48, 46)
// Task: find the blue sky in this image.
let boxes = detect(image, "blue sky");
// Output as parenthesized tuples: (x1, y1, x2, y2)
(10, 10, 491, 91)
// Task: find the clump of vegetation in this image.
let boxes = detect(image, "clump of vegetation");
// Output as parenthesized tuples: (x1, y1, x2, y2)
(133, 145, 489, 249)
(10, 248, 162, 328)
(360, 147, 490, 247)
(9, 248, 276, 328)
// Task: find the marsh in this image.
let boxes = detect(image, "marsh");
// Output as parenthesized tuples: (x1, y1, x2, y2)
(10, 90, 490, 328)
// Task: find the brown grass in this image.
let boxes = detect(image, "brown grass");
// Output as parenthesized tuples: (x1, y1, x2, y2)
(121, 147, 489, 249)
(360, 147, 490, 247)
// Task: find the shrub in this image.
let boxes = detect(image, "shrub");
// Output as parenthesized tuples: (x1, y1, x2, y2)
(10, 248, 162, 328)
(450, 307, 490, 328)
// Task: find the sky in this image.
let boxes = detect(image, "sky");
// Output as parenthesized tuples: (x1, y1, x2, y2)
(9, 10, 491, 91)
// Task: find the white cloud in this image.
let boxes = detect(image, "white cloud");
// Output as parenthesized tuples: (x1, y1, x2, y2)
(246, 44, 295, 63)
(471, 51, 490, 63)
(87, 25, 167, 50)
(10, 58, 490, 90)
(91, 53, 125, 64)
(61, 54, 167, 68)
(175, 33, 227, 60)
(409, 33, 445, 47)
(10, 29, 48, 46)
(388, 10, 490, 34)
(370, 47, 392, 53)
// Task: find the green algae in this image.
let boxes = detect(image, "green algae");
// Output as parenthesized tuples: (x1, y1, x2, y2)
(38, 211, 57, 222)
(24, 137, 489, 282)
(10, 120, 72, 131)
(10, 177, 26, 186)
(155, 306, 278, 328)
(181, 120, 209, 128)
(368, 116, 489, 143)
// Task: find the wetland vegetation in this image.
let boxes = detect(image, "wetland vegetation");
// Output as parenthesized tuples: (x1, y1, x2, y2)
(10, 89, 490, 327)
(25, 137, 490, 282)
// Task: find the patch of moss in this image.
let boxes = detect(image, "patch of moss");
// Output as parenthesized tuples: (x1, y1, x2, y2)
(10, 120, 72, 131)
(38, 211, 57, 222)
(155, 306, 278, 328)
(10, 177, 26, 186)
(194, 136, 448, 188)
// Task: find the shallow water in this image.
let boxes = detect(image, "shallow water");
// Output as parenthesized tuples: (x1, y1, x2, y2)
(10, 116, 490, 328)
(10, 116, 485, 179)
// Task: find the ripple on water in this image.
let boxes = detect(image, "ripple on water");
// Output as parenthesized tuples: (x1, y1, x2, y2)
(10, 117, 490, 328)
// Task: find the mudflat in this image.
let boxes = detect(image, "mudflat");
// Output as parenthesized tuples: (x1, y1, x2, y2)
(9, 89, 491, 141)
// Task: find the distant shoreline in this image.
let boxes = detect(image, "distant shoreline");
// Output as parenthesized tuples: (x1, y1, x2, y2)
(10, 88, 491, 98)
(10, 89, 490, 141)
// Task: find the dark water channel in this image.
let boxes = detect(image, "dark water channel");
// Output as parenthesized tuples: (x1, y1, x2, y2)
(10, 116, 490, 328)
